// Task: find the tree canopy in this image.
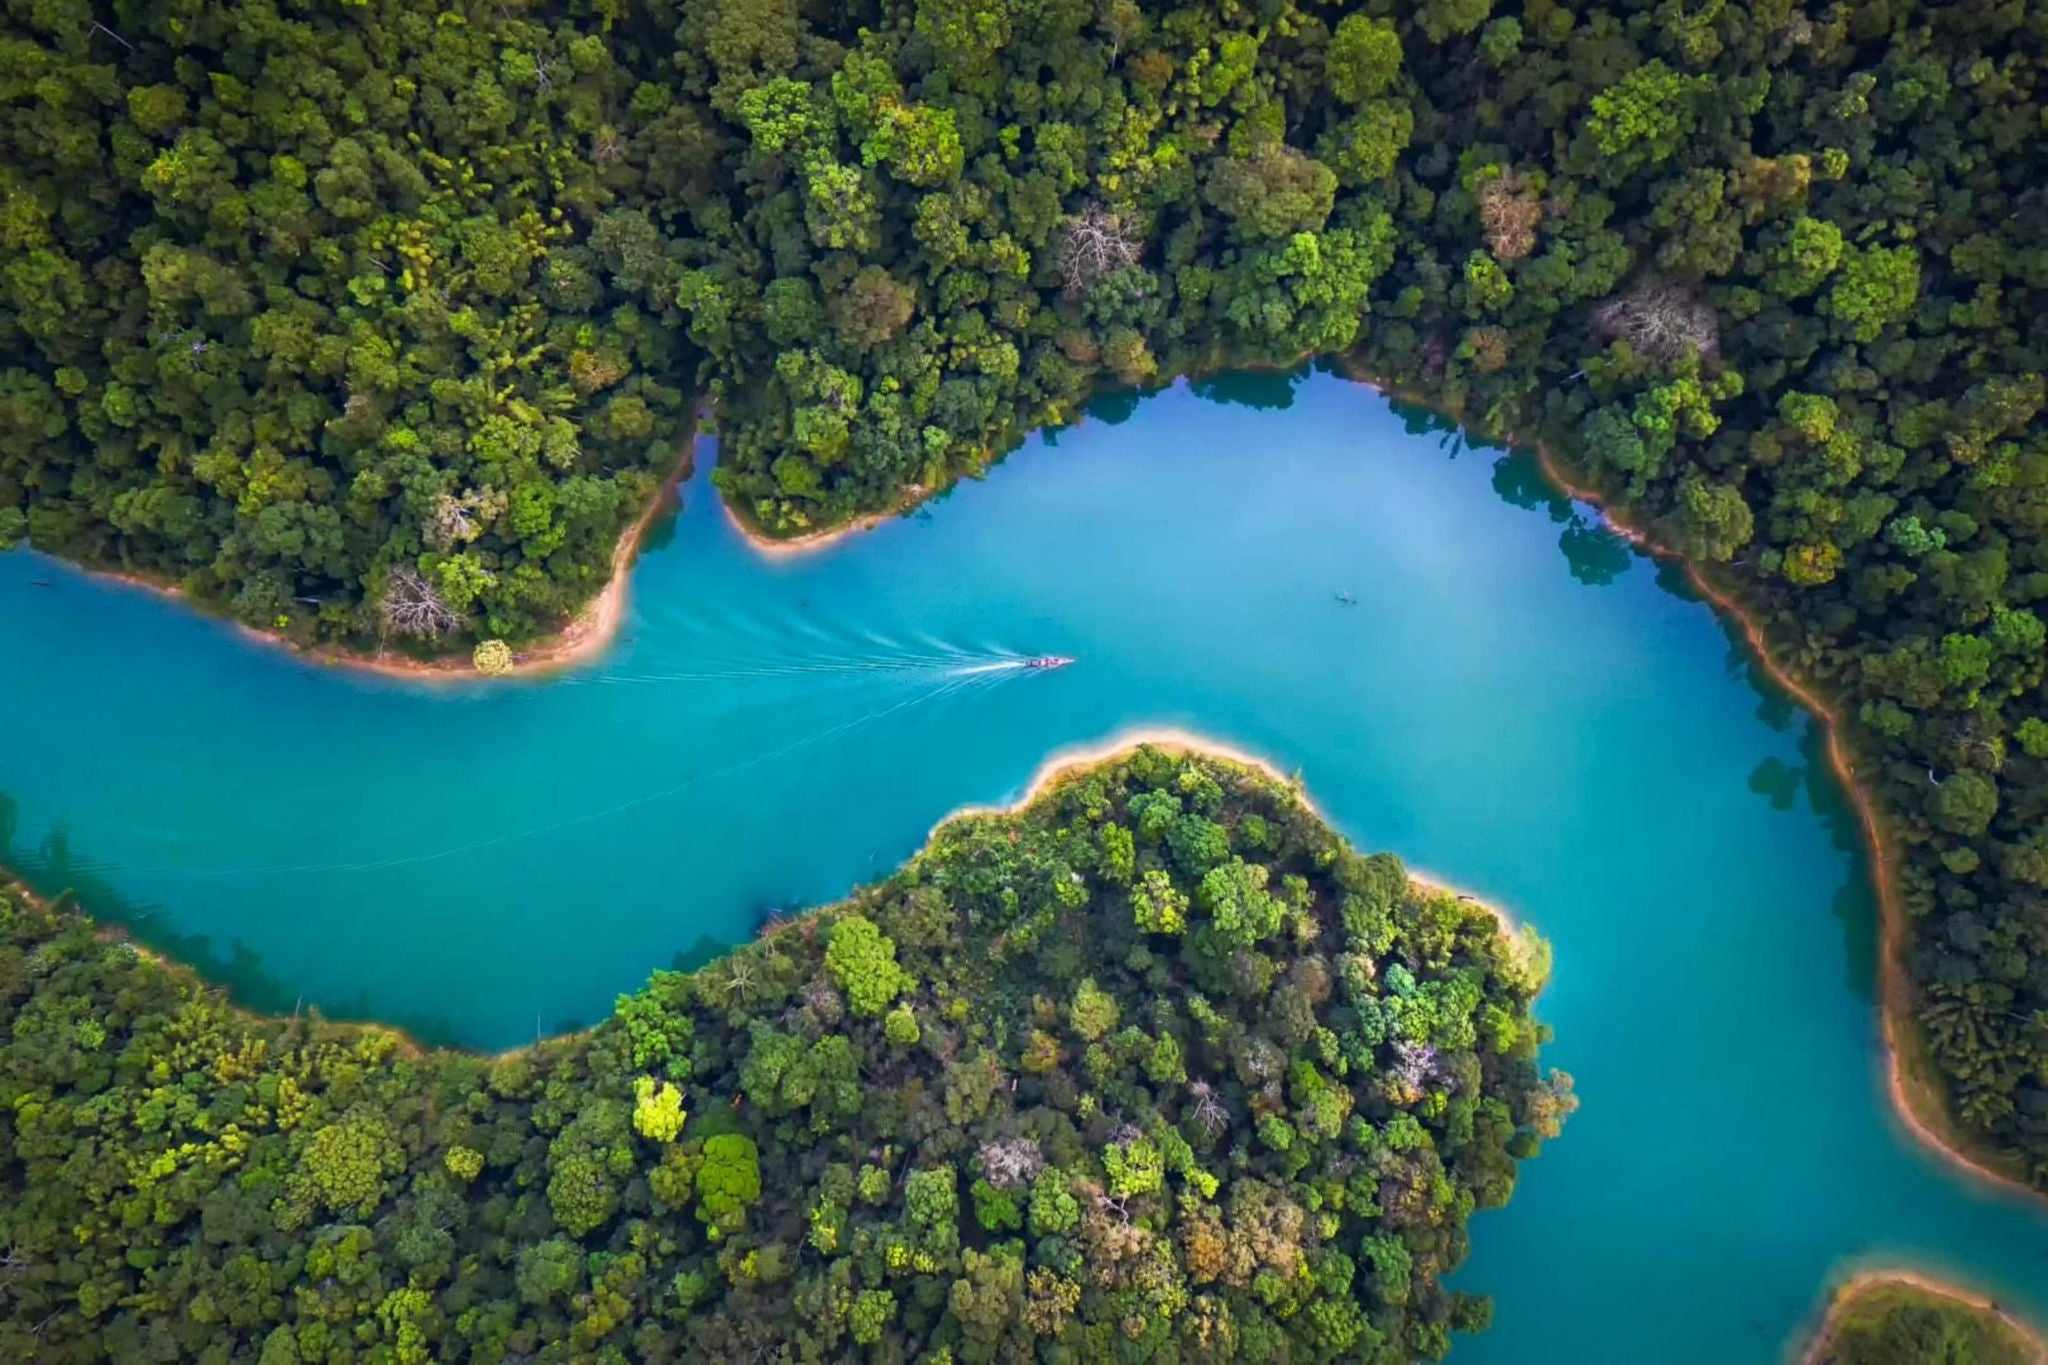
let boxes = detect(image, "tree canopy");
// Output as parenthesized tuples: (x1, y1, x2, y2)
(1809, 1277, 2043, 1365)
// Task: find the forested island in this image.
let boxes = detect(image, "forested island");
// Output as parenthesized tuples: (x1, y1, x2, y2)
(1803, 1275, 2047, 1365)
(0, 746, 1569, 1360)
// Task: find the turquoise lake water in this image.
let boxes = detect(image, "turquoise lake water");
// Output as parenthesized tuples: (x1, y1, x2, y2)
(3, 368, 2045, 1358)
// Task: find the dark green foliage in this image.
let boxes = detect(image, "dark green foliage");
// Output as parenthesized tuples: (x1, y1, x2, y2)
(0, 0, 692, 651)
(0, 749, 1565, 1358)
(1813, 1278, 2040, 1365)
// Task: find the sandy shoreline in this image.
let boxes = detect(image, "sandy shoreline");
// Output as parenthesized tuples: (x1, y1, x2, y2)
(720, 496, 913, 559)
(73, 439, 697, 684)
(1797, 1269, 2047, 1364)
(1522, 441, 2042, 1207)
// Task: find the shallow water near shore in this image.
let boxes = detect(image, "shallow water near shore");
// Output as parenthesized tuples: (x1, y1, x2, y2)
(4, 367, 2046, 1358)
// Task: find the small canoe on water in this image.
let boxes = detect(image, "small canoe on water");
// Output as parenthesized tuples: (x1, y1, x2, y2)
(1024, 655, 1076, 670)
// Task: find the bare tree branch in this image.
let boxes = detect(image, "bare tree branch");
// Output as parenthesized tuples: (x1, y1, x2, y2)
(1594, 281, 1720, 365)
(1187, 1079, 1229, 1137)
(380, 567, 458, 640)
(976, 1136, 1044, 1190)
(1056, 204, 1142, 299)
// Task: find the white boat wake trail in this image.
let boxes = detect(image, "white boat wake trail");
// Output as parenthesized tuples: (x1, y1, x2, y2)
(122, 662, 1034, 882)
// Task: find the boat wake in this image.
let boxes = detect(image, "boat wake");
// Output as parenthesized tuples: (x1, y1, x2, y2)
(114, 654, 1062, 883)
(950, 654, 1076, 676)
(566, 646, 1070, 688)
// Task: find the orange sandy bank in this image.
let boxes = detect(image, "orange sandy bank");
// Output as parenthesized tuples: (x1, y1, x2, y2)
(1524, 440, 2041, 1207)
(1798, 1270, 2047, 1365)
(1340, 351, 2032, 1199)
(719, 489, 923, 559)
(80, 442, 695, 684)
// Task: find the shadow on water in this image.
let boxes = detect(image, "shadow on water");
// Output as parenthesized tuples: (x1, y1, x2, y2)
(1749, 756, 1804, 812)
(670, 933, 730, 976)
(1388, 395, 1452, 439)
(1702, 604, 1884, 1010)
(1795, 717, 1885, 1005)
(1079, 357, 1310, 433)
(1079, 386, 1149, 427)
(0, 790, 294, 1014)
(1488, 451, 1631, 586)
(1492, 431, 1886, 1011)
(1651, 558, 1699, 606)
(0, 789, 664, 1049)
(1743, 728, 1881, 1004)
(638, 492, 685, 557)
(1190, 367, 1306, 411)
(1492, 451, 1575, 522)
(1559, 522, 1632, 587)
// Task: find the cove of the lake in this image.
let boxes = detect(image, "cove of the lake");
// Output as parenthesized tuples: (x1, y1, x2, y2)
(4, 367, 2045, 1360)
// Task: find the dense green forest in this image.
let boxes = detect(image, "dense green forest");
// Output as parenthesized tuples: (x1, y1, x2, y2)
(1808, 1277, 2044, 1365)
(0, 748, 1569, 1360)
(1, 0, 2045, 1193)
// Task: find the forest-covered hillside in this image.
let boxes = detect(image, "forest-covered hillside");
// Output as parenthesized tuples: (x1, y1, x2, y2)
(0, 748, 1569, 1361)
(1806, 1277, 2044, 1365)
(2, 0, 2045, 1185)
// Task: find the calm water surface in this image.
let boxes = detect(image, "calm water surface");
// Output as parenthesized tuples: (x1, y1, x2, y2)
(3, 369, 2044, 1359)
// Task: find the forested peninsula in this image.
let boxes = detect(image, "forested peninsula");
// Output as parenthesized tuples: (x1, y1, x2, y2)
(0, 747, 1569, 1361)
(1803, 1274, 2047, 1365)
(2, 0, 2045, 1203)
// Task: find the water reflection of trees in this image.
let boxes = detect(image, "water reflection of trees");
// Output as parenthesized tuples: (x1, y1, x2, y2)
(1490, 451, 1633, 586)
(0, 791, 487, 1045)
(1740, 725, 1880, 1006)
(1485, 444, 1884, 1009)
(1075, 362, 1309, 431)
(0, 790, 288, 1006)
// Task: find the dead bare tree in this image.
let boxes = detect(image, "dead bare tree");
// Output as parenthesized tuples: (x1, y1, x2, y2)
(1594, 281, 1720, 366)
(380, 567, 459, 640)
(1092, 1189, 1134, 1226)
(1390, 1040, 1441, 1092)
(1477, 173, 1544, 260)
(1186, 1079, 1229, 1137)
(1056, 204, 1142, 299)
(976, 1136, 1044, 1190)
